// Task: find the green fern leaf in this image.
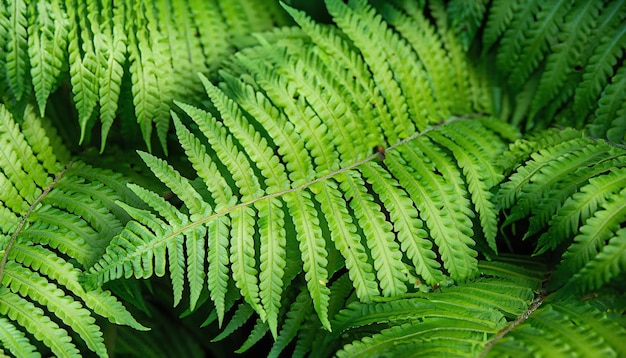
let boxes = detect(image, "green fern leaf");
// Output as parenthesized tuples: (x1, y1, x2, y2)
(325, 0, 412, 142)
(3, 0, 29, 101)
(380, 2, 454, 118)
(496, 137, 594, 211)
(487, 301, 626, 357)
(85, 2, 521, 344)
(494, 0, 541, 79)
(230, 206, 264, 320)
(524, 148, 626, 241)
(503, 139, 616, 227)
(429, 121, 505, 251)
(369, 162, 447, 286)
(573, 8, 626, 118)
(563, 228, 626, 292)
(508, 1, 573, 88)
(0, 317, 38, 358)
(257, 198, 287, 337)
(268, 287, 313, 358)
(497, 127, 583, 175)
(529, 0, 602, 118)
(0, 287, 80, 357)
(281, 5, 397, 148)
(314, 180, 380, 301)
(10, 243, 146, 331)
(535, 167, 626, 255)
(482, 0, 523, 52)
(171, 114, 232, 322)
(340, 170, 407, 297)
(390, 139, 478, 281)
(590, 64, 626, 143)
(0, 104, 149, 355)
(285, 190, 331, 330)
(446, 0, 486, 51)
(211, 302, 254, 342)
(95, 16, 126, 151)
(478, 257, 546, 291)
(236, 317, 269, 353)
(28, 1, 69, 117)
(1, 261, 107, 357)
(553, 192, 626, 292)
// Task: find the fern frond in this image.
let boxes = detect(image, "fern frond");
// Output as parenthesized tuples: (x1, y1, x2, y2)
(573, 6, 626, 118)
(508, 1, 573, 88)
(66, 0, 99, 143)
(380, 2, 454, 118)
(1, 0, 290, 150)
(446, 0, 486, 51)
(3, 0, 29, 101)
(0, 317, 37, 358)
(552, 191, 626, 292)
(268, 286, 313, 358)
(486, 300, 626, 357)
(318, 272, 537, 357)
(236, 317, 269, 353)
(1, 261, 107, 357)
(211, 302, 254, 342)
(496, 136, 595, 211)
(325, 0, 413, 141)
(497, 129, 626, 296)
(95, 3, 125, 152)
(505, 139, 619, 230)
(0, 104, 145, 356)
(497, 127, 583, 174)
(86, 1, 517, 345)
(388, 139, 478, 281)
(563, 227, 626, 294)
(529, 0, 602, 119)
(481, 0, 523, 52)
(0, 287, 80, 357)
(536, 167, 626, 254)
(28, 1, 69, 117)
(428, 120, 506, 251)
(590, 64, 626, 143)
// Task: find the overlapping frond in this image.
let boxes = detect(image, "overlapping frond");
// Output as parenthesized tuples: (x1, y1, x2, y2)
(496, 129, 626, 295)
(0, 0, 290, 151)
(485, 299, 626, 357)
(306, 256, 541, 357)
(483, 0, 626, 134)
(83, 0, 515, 339)
(0, 104, 146, 356)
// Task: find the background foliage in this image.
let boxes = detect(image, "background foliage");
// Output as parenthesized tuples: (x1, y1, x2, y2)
(1, 0, 625, 357)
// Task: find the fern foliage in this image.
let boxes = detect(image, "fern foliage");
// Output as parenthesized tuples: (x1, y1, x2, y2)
(0, 104, 146, 357)
(496, 129, 626, 296)
(241, 255, 626, 357)
(483, 0, 626, 137)
(0, 0, 290, 152)
(83, 0, 517, 338)
(0, 0, 625, 356)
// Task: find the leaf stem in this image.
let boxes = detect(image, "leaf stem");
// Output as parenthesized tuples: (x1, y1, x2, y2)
(0, 162, 73, 283)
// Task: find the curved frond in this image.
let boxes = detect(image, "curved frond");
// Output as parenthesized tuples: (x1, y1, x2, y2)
(3, 0, 29, 101)
(0, 104, 145, 356)
(497, 129, 626, 296)
(0, 0, 290, 150)
(486, 300, 626, 357)
(85, 0, 515, 340)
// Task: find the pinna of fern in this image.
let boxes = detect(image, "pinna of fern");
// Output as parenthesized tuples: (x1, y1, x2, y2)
(82, 0, 518, 340)
(0, 0, 290, 152)
(0, 103, 147, 357)
(482, 0, 626, 139)
(496, 128, 626, 297)
(255, 256, 626, 357)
